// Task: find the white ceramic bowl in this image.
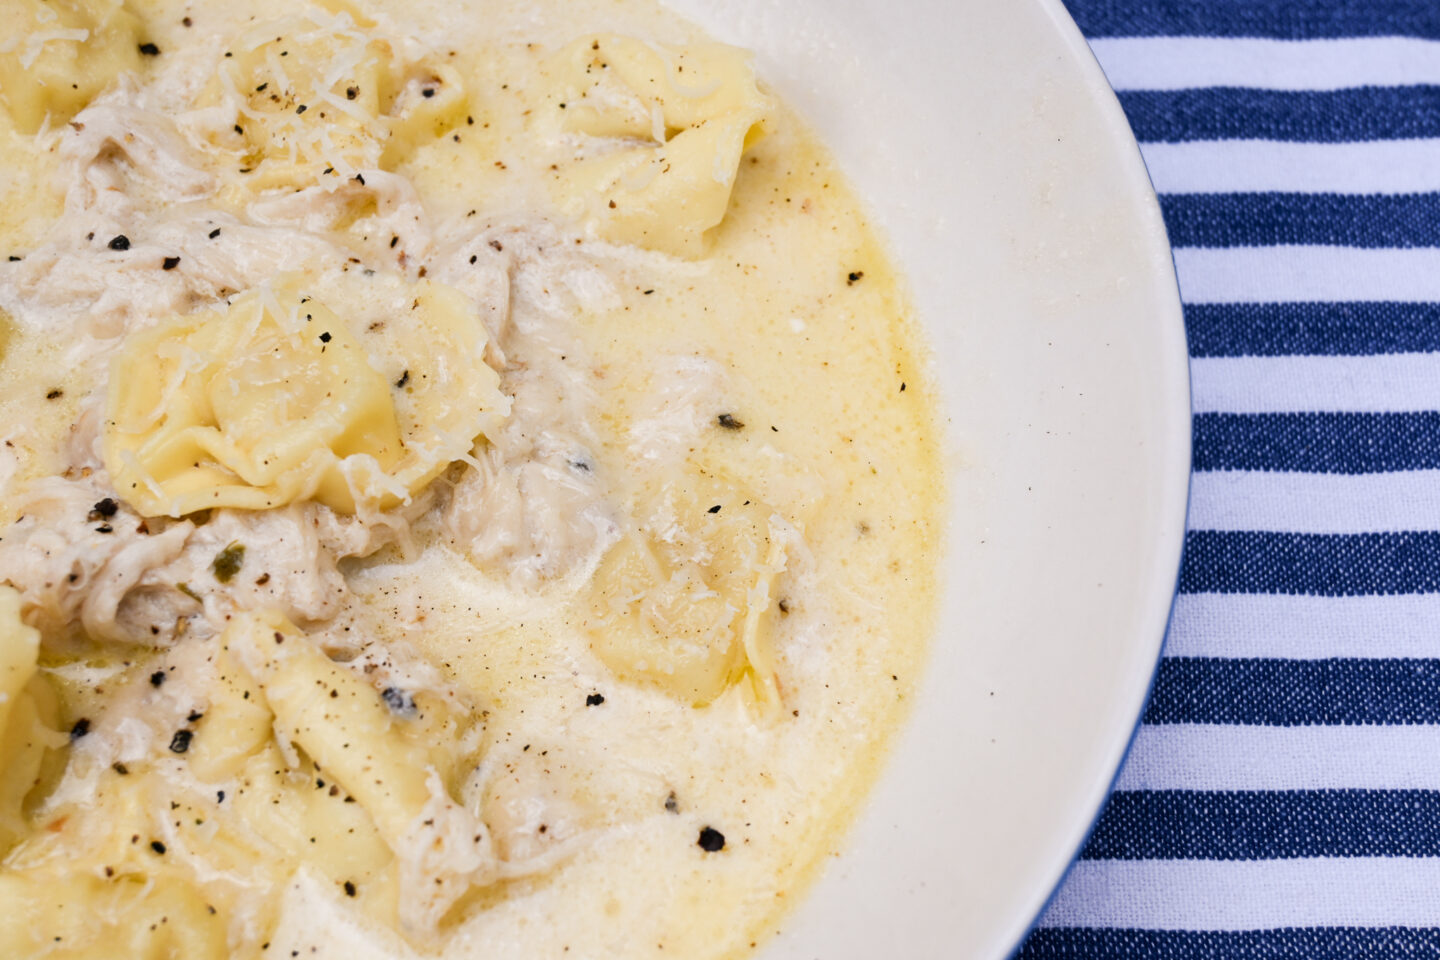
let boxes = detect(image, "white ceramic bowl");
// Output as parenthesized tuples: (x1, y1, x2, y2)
(662, 0, 1192, 956)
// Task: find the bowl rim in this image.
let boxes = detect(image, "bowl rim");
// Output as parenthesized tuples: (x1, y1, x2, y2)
(1001, 0, 1194, 951)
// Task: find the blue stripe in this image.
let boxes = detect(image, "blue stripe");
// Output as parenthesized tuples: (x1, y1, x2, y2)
(1118, 88, 1440, 144)
(1193, 412, 1440, 474)
(1062, 0, 1440, 39)
(1181, 531, 1440, 596)
(1082, 790, 1440, 860)
(1161, 193, 1440, 250)
(1021, 927, 1440, 959)
(1146, 658, 1440, 725)
(1185, 302, 1440, 358)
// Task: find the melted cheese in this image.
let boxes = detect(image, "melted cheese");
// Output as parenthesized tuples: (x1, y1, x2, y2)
(0, 1, 944, 958)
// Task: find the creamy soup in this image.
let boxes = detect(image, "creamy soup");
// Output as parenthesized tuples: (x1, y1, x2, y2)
(0, 0, 943, 957)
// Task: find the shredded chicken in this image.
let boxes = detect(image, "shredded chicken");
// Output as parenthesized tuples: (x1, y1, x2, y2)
(0, 474, 422, 647)
(0, 93, 343, 348)
(0, 474, 195, 646)
(436, 224, 621, 586)
(248, 170, 434, 272)
(626, 355, 731, 462)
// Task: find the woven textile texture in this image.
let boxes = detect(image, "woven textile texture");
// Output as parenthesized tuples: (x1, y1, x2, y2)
(1022, 2, 1440, 957)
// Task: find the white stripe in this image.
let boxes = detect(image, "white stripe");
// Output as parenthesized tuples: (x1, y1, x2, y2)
(1142, 140, 1440, 195)
(1116, 724, 1440, 791)
(1189, 470, 1440, 533)
(1191, 354, 1440, 414)
(1040, 858, 1440, 929)
(1166, 593, 1440, 659)
(1090, 36, 1440, 91)
(1174, 247, 1440, 304)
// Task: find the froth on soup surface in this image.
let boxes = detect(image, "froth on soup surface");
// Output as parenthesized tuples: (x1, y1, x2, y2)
(0, 0, 943, 957)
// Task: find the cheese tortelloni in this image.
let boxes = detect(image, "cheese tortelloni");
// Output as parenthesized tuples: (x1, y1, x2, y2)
(0, 870, 227, 960)
(0, 587, 61, 853)
(187, 649, 273, 783)
(231, 610, 495, 934)
(103, 273, 507, 518)
(585, 468, 786, 711)
(549, 35, 771, 257)
(203, 8, 470, 192)
(0, 0, 145, 134)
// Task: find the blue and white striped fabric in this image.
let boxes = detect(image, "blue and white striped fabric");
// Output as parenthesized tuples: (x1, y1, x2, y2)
(1022, 3, 1440, 957)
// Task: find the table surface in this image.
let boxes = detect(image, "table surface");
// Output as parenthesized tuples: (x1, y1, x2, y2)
(1021, 2, 1440, 957)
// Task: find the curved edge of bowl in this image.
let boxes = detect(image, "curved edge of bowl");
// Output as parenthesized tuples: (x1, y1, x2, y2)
(998, 0, 1193, 953)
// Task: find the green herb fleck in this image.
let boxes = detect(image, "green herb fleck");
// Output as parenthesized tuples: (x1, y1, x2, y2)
(212, 543, 245, 583)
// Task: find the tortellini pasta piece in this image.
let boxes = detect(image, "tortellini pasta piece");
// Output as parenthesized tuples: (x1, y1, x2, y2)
(207, 9, 469, 189)
(199, 740, 395, 910)
(586, 468, 785, 709)
(0, 870, 227, 960)
(550, 34, 770, 257)
(0, 0, 144, 134)
(231, 610, 494, 933)
(187, 649, 273, 783)
(0, 587, 38, 738)
(103, 272, 507, 518)
(0, 587, 59, 851)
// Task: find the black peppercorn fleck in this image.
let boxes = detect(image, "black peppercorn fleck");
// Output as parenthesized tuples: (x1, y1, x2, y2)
(109, 235, 130, 251)
(585, 693, 605, 706)
(381, 687, 416, 716)
(169, 730, 193, 754)
(697, 827, 725, 852)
